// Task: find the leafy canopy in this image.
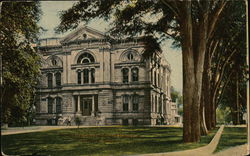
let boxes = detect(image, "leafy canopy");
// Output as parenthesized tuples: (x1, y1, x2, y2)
(0, 2, 42, 124)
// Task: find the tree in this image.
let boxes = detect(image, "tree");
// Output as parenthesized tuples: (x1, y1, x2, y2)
(56, 0, 231, 142)
(201, 1, 246, 129)
(0, 2, 42, 126)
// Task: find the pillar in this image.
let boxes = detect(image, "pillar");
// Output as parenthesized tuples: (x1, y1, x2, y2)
(91, 95, 95, 116)
(77, 95, 80, 113)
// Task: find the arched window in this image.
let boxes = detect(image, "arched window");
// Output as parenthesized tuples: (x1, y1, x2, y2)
(131, 67, 139, 82)
(55, 72, 61, 86)
(122, 68, 129, 83)
(77, 53, 95, 64)
(123, 95, 129, 111)
(132, 94, 139, 111)
(83, 69, 89, 83)
(158, 97, 162, 113)
(47, 73, 53, 88)
(77, 71, 82, 84)
(56, 97, 62, 113)
(48, 97, 53, 113)
(91, 68, 95, 83)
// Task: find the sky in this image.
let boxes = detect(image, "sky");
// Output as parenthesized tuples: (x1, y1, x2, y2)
(38, 1, 183, 93)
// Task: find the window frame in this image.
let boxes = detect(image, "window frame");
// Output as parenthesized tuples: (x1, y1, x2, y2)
(131, 67, 139, 82)
(123, 95, 129, 111)
(55, 72, 61, 87)
(48, 97, 53, 114)
(47, 73, 53, 88)
(122, 68, 129, 83)
(56, 97, 62, 114)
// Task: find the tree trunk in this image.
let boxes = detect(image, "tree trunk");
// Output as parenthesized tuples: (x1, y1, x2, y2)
(203, 50, 213, 130)
(200, 91, 208, 135)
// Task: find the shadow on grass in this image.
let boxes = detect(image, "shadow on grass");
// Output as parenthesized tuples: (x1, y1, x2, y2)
(2, 126, 218, 156)
(214, 127, 247, 153)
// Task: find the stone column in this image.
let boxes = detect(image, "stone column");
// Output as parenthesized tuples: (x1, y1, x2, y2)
(77, 95, 80, 113)
(91, 95, 95, 116)
(89, 69, 91, 84)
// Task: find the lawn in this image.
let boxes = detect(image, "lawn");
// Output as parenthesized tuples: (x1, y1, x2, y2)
(215, 127, 247, 153)
(2, 126, 218, 156)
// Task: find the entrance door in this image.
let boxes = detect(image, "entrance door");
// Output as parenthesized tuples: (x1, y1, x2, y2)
(82, 98, 92, 116)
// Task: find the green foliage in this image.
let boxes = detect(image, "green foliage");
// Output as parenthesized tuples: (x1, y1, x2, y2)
(55, 0, 179, 57)
(2, 127, 218, 155)
(216, 107, 232, 124)
(0, 2, 42, 124)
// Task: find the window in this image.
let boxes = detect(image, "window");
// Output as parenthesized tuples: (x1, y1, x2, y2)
(123, 95, 129, 111)
(91, 68, 95, 83)
(55, 72, 61, 86)
(152, 95, 154, 112)
(74, 96, 78, 112)
(122, 68, 129, 83)
(158, 73, 160, 87)
(77, 71, 82, 84)
(154, 71, 157, 86)
(132, 95, 139, 111)
(131, 67, 139, 82)
(48, 97, 53, 113)
(56, 97, 62, 113)
(155, 96, 157, 113)
(127, 53, 134, 60)
(52, 59, 57, 66)
(83, 69, 89, 83)
(47, 73, 53, 88)
(77, 53, 95, 64)
(159, 97, 162, 113)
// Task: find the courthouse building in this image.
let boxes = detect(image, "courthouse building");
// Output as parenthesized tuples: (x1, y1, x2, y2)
(35, 26, 172, 126)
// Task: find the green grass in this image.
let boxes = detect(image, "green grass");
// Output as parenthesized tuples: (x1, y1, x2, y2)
(2, 126, 218, 156)
(215, 127, 247, 153)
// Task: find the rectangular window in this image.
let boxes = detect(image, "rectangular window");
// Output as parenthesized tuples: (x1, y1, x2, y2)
(83, 69, 89, 83)
(91, 69, 95, 83)
(159, 97, 162, 114)
(132, 95, 139, 111)
(155, 96, 157, 113)
(123, 95, 129, 111)
(74, 96, 78, 112)
(48, 73, 53, 88)
(122, 68, 129, 83)
(48, 98, 53, 113)
(154, 71, 157, 86)
(77, 72, 81, 84)
(55, 73, 61, 86)
(56, 97, 62, 113)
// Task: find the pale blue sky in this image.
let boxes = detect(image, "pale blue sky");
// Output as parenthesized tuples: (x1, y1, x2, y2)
(38, 1, 183, 93)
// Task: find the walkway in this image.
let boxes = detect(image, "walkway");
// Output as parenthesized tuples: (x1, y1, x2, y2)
(1, 125, 110, 135)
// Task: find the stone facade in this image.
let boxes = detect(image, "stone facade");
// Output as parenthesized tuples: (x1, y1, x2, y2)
(35, 26, 172, 126)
